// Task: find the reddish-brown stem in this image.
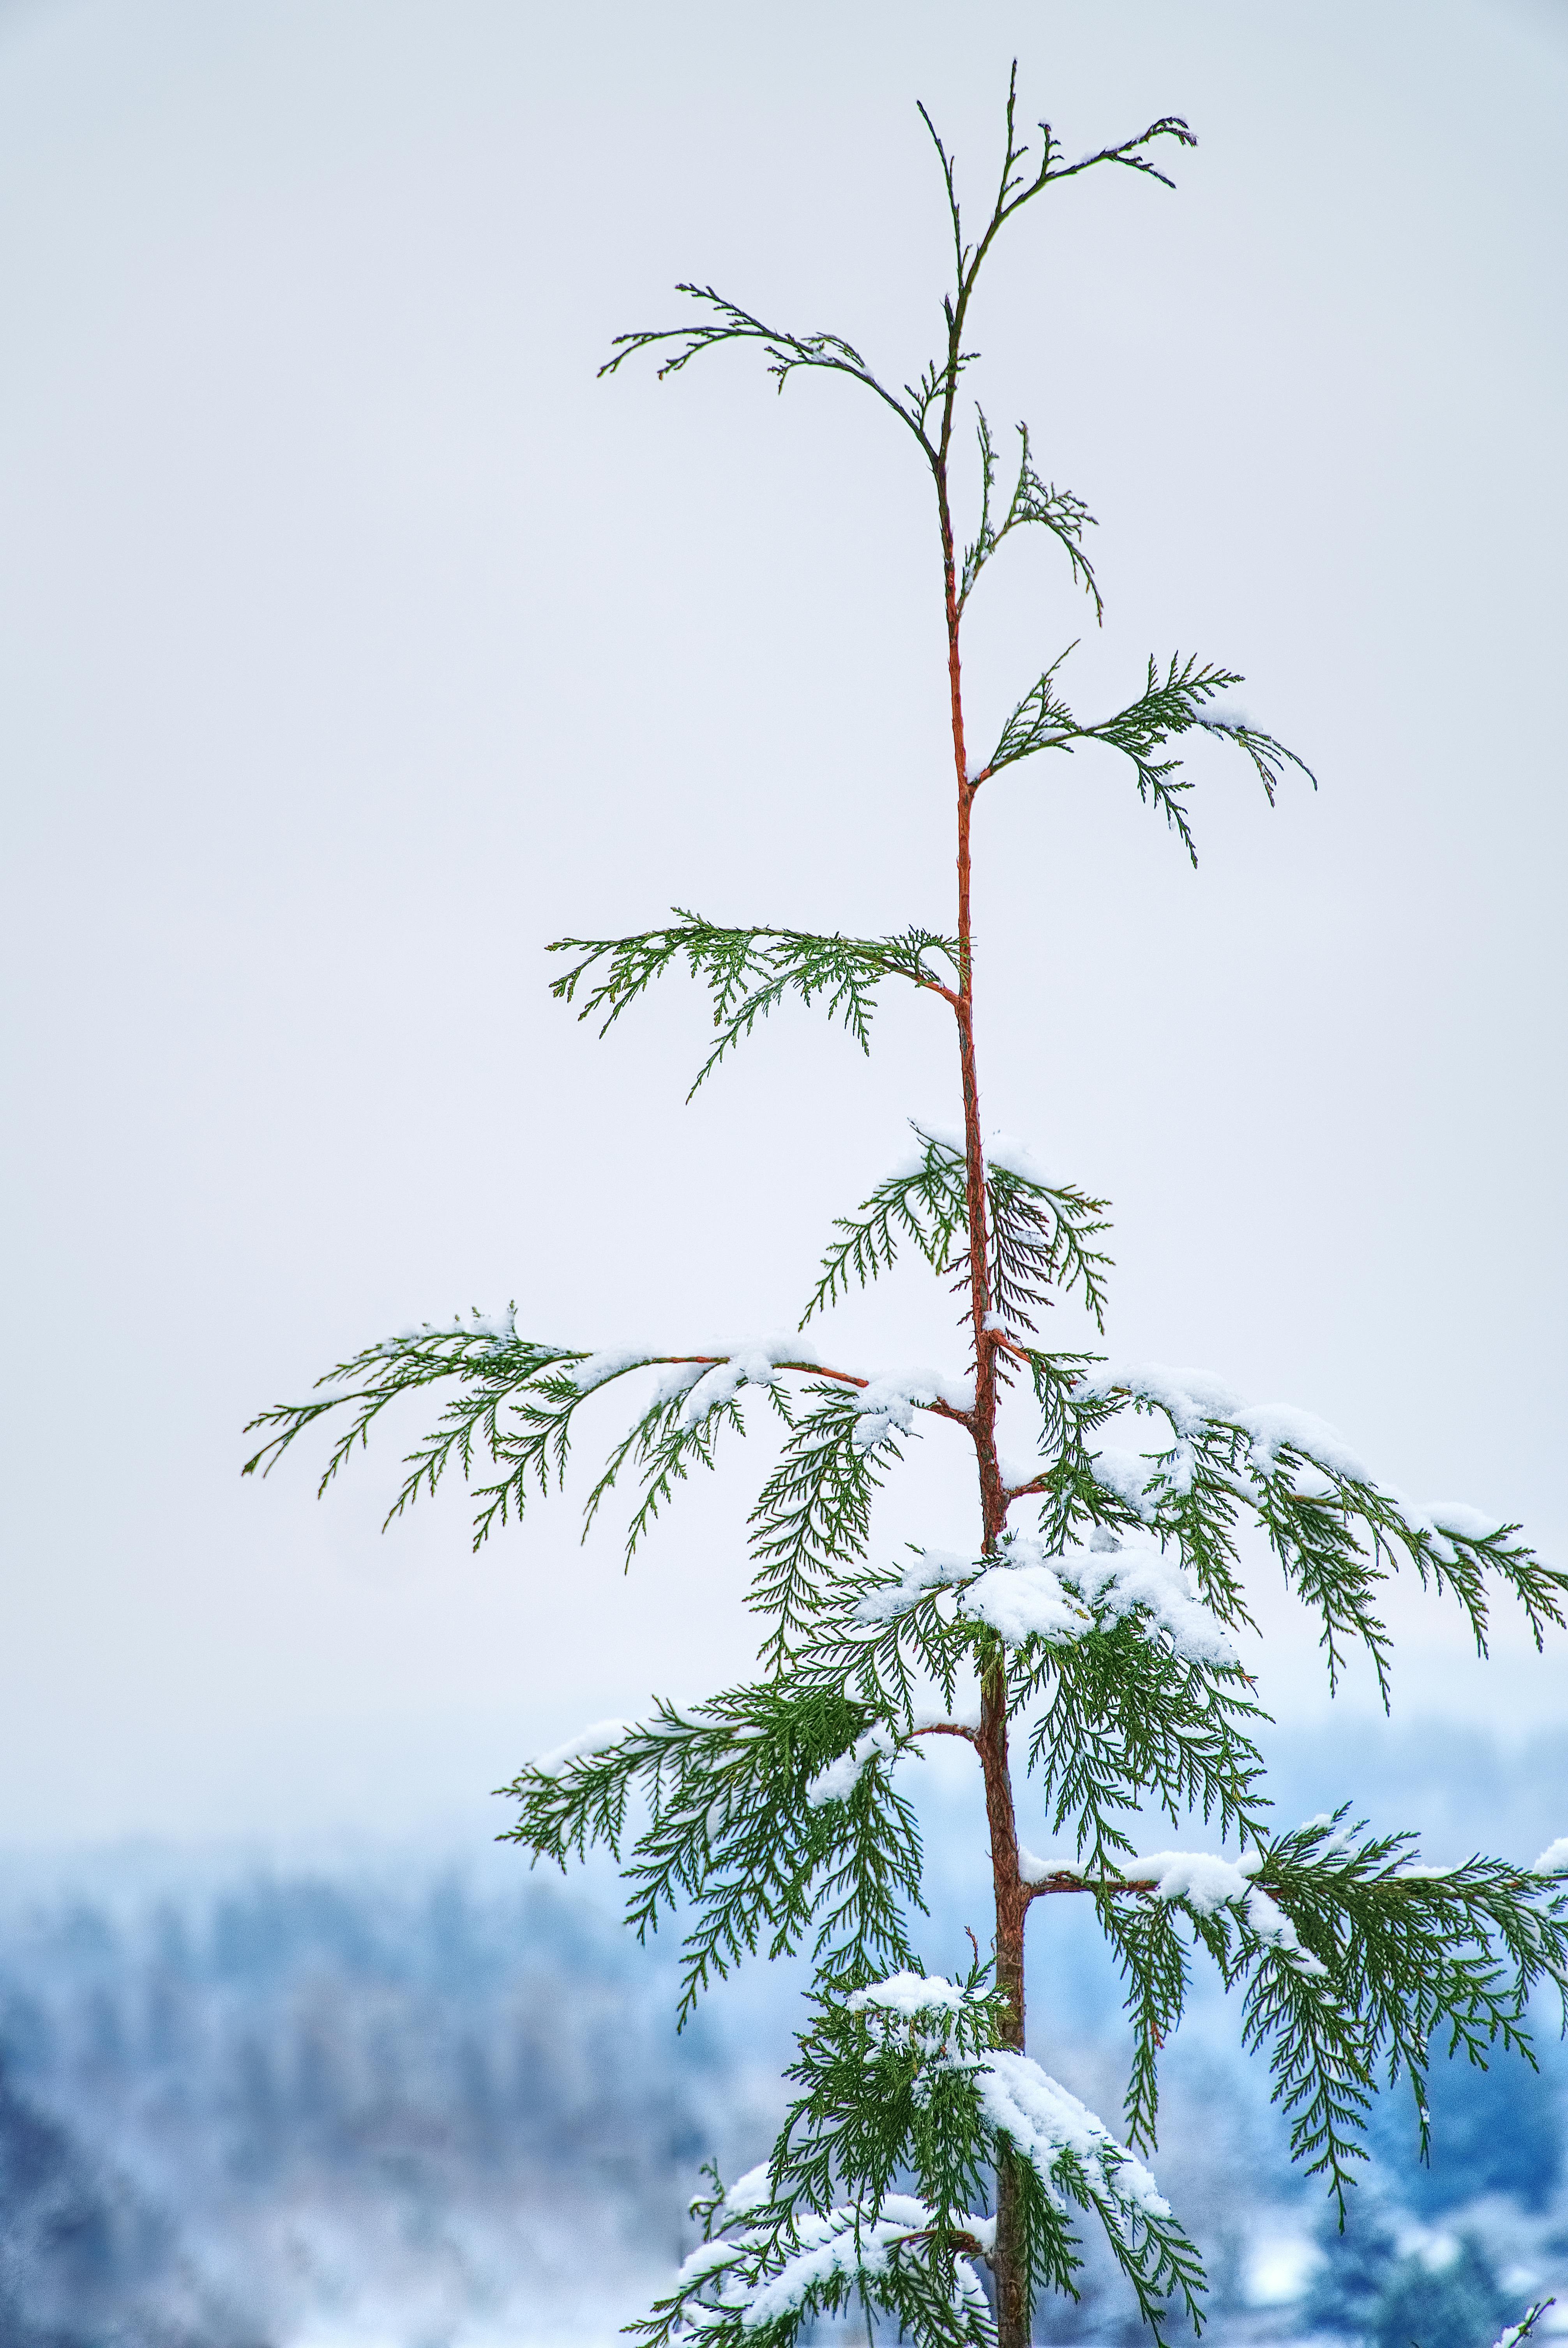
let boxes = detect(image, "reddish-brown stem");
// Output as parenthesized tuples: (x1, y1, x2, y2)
(937, 449, 1031, 2348)
(635, 1354, 972, 1429)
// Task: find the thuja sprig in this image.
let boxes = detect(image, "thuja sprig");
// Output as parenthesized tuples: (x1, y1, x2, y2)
(1026, 1813, 1568, 2207)
(244, 1324, 974, 1562)
(976, 649, 1317, 864)
(958, 412, 1102, 620)
(501, 1681, 927, 2024)
(803, 1123, 1112, 1335)
(996, 1348, 1567, 1697)
(548, 911, 962, 1096)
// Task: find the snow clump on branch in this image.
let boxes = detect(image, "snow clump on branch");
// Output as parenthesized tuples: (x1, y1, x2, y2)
(1118, 1850, 1326, 1974)
(977, 2050, 1170, 2218)
(1079, 1362, 1507, 1558)
(854, 1531, 1237, 1668)
(851, 1366, 975, 1450)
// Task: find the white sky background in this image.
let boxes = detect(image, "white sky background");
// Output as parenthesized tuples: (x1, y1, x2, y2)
(1, 0, 1564, 1851)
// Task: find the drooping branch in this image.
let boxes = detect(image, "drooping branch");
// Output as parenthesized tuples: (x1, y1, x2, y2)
(548, 911, 962, 1095)
(958, 412, 1102, 620)
(973, 648, 1316, 864)
(244, 1323, 974, 1564)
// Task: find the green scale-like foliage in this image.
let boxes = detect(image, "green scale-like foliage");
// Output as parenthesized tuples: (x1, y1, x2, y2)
(245, 64, 1568, 2348)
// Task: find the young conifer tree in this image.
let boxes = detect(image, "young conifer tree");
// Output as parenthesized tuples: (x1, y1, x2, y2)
(246, 73, 1568, 2348)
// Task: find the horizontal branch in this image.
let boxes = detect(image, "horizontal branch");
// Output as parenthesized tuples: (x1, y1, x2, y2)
(549, 911, 962, 1096)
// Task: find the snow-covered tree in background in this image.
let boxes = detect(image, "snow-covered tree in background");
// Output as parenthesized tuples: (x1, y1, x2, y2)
(246, 72, 1568, 2348)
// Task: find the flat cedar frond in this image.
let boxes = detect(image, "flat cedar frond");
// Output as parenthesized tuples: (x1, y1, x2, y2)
(804, 1124, 1112, 1333)
(802, 1126, 970, 1326)
(1093, 1892, 1193, 2152)
(1022, 1629, 1270, 1876)
(247, 1324, 918, 1561)
(633, 2194, 997, 2348)
(241, 1316, 576, 1518)
(980, 1153, 1112, 1333)
(1006, 1361, 1568, 1701)
(500, 1679, 924, 2025)
(959, 410, 1102, 619)
(1037, 1813, 1568, 2218)
(779, 1963, 1012, 2235)
(984, 646, 1079, 779)
(978, 650, 1314, 865)
(808, 1562, 976, 1728)
(1249, 1814, 1568, 2171)
(549, 910, 961, 1096)
(747, 1382, 901, 1674)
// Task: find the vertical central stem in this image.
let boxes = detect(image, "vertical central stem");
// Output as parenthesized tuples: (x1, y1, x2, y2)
(943, 505, 1030, 2348)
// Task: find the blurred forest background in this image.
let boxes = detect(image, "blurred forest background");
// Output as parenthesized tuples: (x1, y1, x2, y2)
(3, 1726, 1565, 2348)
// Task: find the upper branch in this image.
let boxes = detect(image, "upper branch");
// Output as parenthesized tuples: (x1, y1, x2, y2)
(974, 649, 1316, 863)
(600, 284, 936, 458)
(957, 412, 1102, 621)
(918, 66, 1194, 472)
(549, 911, 962, 1096)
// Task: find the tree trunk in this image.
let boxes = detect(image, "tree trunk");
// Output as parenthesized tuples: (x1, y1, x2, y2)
(942, 446, 1031, 2347)
(981, 1657, 1030, 2345)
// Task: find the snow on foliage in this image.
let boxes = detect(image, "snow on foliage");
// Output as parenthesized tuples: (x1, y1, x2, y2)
(851, 1529, 1236, 1668)
(851, 1366, 975, 1450)
(804, 1724, 899, 1809)
(977, 2049, 1170, 2218)
(1078, 1361, 1507, 1561)
(962, 1555, 1095, 1646)
(1118, 1850, 1327, 1973)
(847, 1970, 973, 2021)
(531, 1718, 631, 1774)
(667, 2185, 994, 2337)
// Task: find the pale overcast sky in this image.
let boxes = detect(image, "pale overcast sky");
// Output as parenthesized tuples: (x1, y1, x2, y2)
(2, 0, 1564, 1851)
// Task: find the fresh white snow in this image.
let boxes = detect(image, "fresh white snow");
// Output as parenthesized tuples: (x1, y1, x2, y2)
(1066, 1541, 1239, 1667)
(1077, 1361, 1508, 1565)
(961, 1557, 1095, 1646)
(676, 1337, 799, 1428)
(847, 1971, 970, 2021)
(852, 1531, 1236, 1668)
(853, 1548, 978, 1624)
(529, 1719, 630, 1775)
(1117, 1850, 1326, 1974)
(721, 2165, 774, 2219)
(693, 2195, 991, 2329)
(976, 2050, 1169, 2218)
(804, 1725, 897, 1809)
(851, 1366, 974, 1450)
(569, 1346, 658, 1394)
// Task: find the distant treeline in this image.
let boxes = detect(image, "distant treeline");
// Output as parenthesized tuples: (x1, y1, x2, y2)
(1, 1724, 1564, 2346)
(0, 1869, 777, 2346)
